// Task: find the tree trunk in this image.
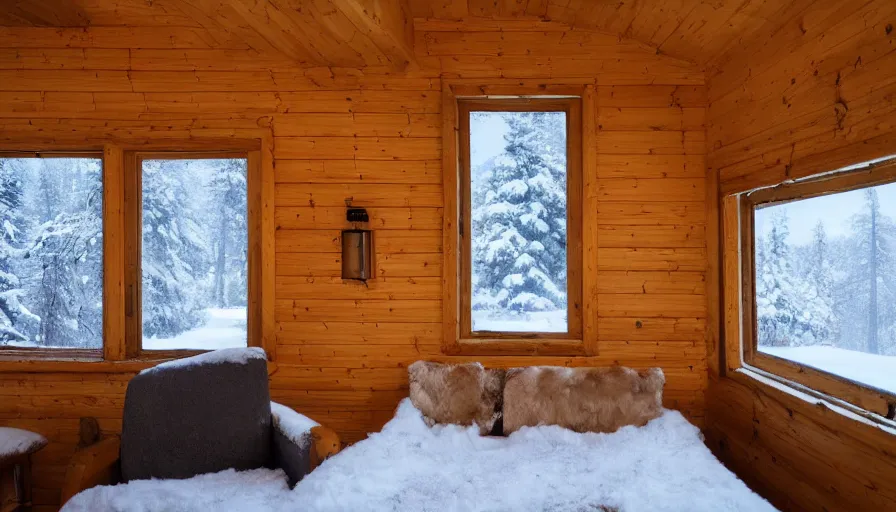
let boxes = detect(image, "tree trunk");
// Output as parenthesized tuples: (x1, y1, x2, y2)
(214, 210, 228, 308)
(869, 204, 879, 355)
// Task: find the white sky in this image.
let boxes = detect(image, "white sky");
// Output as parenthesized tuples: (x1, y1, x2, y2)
(756, 159, 896, 245)
(469, 112, 511, 168)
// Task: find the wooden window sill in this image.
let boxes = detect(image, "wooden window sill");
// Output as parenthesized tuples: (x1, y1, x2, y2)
(0, 356, 280, 374)
(446, 338, 588, 356)
(731, 366, 896, 432)
(0, 358, 159, 373)
(747, 351, 896, 418)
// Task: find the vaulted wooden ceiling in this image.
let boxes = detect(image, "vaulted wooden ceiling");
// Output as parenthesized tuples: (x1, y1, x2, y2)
(0, 0, 834, 69)
(0, 0, 415, 68)
(411, 0, 811, 66)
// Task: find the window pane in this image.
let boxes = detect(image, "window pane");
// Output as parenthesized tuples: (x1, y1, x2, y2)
(469, 111, 568, 333)
(0, 157, 103, 349)
(141, 158, 248, 349)
(755, 182, 896, 394)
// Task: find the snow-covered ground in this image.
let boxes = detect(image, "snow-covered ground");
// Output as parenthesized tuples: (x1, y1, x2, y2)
(473, 310, 567, 333)
(143, 307, 247, 350)
(760, 345, 896, 394)
(64, 399, 774, 512)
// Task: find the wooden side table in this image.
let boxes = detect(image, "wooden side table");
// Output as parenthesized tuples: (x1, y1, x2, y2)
(0, 428, 48, 512)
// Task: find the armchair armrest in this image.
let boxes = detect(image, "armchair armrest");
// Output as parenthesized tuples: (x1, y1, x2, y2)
(270, 402, 340, 487)
(60, 437, 121, 506)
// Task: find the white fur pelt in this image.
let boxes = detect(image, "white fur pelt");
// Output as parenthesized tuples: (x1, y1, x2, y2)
(408, 361, 504, 435)
(503, 366, 665, 434)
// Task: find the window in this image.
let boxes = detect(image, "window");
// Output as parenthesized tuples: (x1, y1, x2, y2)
(0, 156, 103, 349)
(135, 156, 249, 351)
(742, 157, 896, 418)
(0, 142, 271, 363)
(454, 97, 583, 346)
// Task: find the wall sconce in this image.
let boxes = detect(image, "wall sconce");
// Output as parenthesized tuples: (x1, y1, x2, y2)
(342, 207, 372, 281)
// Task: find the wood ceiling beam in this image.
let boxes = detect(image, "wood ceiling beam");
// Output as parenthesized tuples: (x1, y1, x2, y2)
(330, 0, 415, 70)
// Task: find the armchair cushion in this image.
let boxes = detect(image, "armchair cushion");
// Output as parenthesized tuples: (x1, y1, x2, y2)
(119, 347, 272, 482)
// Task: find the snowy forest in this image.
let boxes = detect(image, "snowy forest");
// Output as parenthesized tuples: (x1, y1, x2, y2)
(0, 157, 248, 350)
(756, 185, 896, 392)
(469, 111, 569, 333)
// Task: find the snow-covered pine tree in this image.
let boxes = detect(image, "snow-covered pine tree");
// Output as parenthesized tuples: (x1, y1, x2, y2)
(141, 160, 209, 338)
(755, 209, 829, 347)
(208, 159, 248, 308)
(471, 111, 567, 322)
(0, 159, 34, 344)
(841, 188, 896, 355)
(803, 221, 837, 345)
(20, 159, 103, 347)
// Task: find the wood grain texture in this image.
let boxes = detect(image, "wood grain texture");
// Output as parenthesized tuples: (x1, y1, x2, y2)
(709, 0, 896, 194)
(0, 19, 709, 511)
(706, 2, 896, 510)
(706, 372, 896, 512)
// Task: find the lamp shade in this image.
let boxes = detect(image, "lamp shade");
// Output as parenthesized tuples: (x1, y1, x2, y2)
(341, 229, 372, 281)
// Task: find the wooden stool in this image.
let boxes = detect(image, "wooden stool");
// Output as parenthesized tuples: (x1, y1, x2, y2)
(0, 428, 47, 512)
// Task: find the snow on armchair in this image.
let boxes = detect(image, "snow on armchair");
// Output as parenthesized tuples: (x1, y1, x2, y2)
(60, 348, 340, 507)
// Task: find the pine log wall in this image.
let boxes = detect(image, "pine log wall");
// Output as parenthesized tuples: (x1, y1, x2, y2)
(705, 0, 896, 510)
(0, 20, 709, 510)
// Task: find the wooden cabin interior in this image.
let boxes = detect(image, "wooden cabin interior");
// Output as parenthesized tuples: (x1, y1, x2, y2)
(0, 0, 895, 510)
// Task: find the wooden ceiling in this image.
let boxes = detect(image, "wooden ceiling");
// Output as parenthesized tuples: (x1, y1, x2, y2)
(0, 0, 415, 68)
(0, 0, 826, 68)
(410, 0, 808, 66)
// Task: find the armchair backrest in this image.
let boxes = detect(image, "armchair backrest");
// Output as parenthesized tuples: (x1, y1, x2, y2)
(119, 348, 272, 482)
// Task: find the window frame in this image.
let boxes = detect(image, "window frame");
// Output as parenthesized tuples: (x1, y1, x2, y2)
(738, 158, 896, 418)
(442, 81, 598, 357)
(123, 151, 260, 360)
(0, 151, 106, 360)
(0, 136, 275, 369)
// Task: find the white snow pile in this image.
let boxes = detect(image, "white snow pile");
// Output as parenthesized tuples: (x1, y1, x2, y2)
(62, 468, 289, 512)
(0, 427, 47, 458)
(139, 346, 266, 375)
(62, 399, 775, 512)
(292, 399, 775, 512)
(271, 401, 319, 448)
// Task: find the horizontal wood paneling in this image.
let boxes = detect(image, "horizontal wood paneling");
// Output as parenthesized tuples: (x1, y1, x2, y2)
(276, 252, 442, 277)
(275, 207, 442, 230)
(709, 0, 896, 193)
(276, 230, 443, 253)
(0, 21, 708, 511)
(706, 2, 896, 510)
(596, 155, 706, 179)
(274, 160, 442, 184)
(275, 184, 442, 208)
(707, 374, 896, 512)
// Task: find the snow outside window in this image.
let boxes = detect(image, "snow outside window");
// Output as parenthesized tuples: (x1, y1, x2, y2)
(0, 157, 103, 349)
(469, 111, 569, 333)
(754, 182, 896, 395)
(140, 159, 248, 350)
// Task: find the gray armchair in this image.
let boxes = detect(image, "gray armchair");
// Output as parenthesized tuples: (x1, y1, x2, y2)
(60, 349, 340, 506)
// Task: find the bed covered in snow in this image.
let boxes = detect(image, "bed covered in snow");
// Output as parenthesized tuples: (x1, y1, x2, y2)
(65, 399, 774, 512)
